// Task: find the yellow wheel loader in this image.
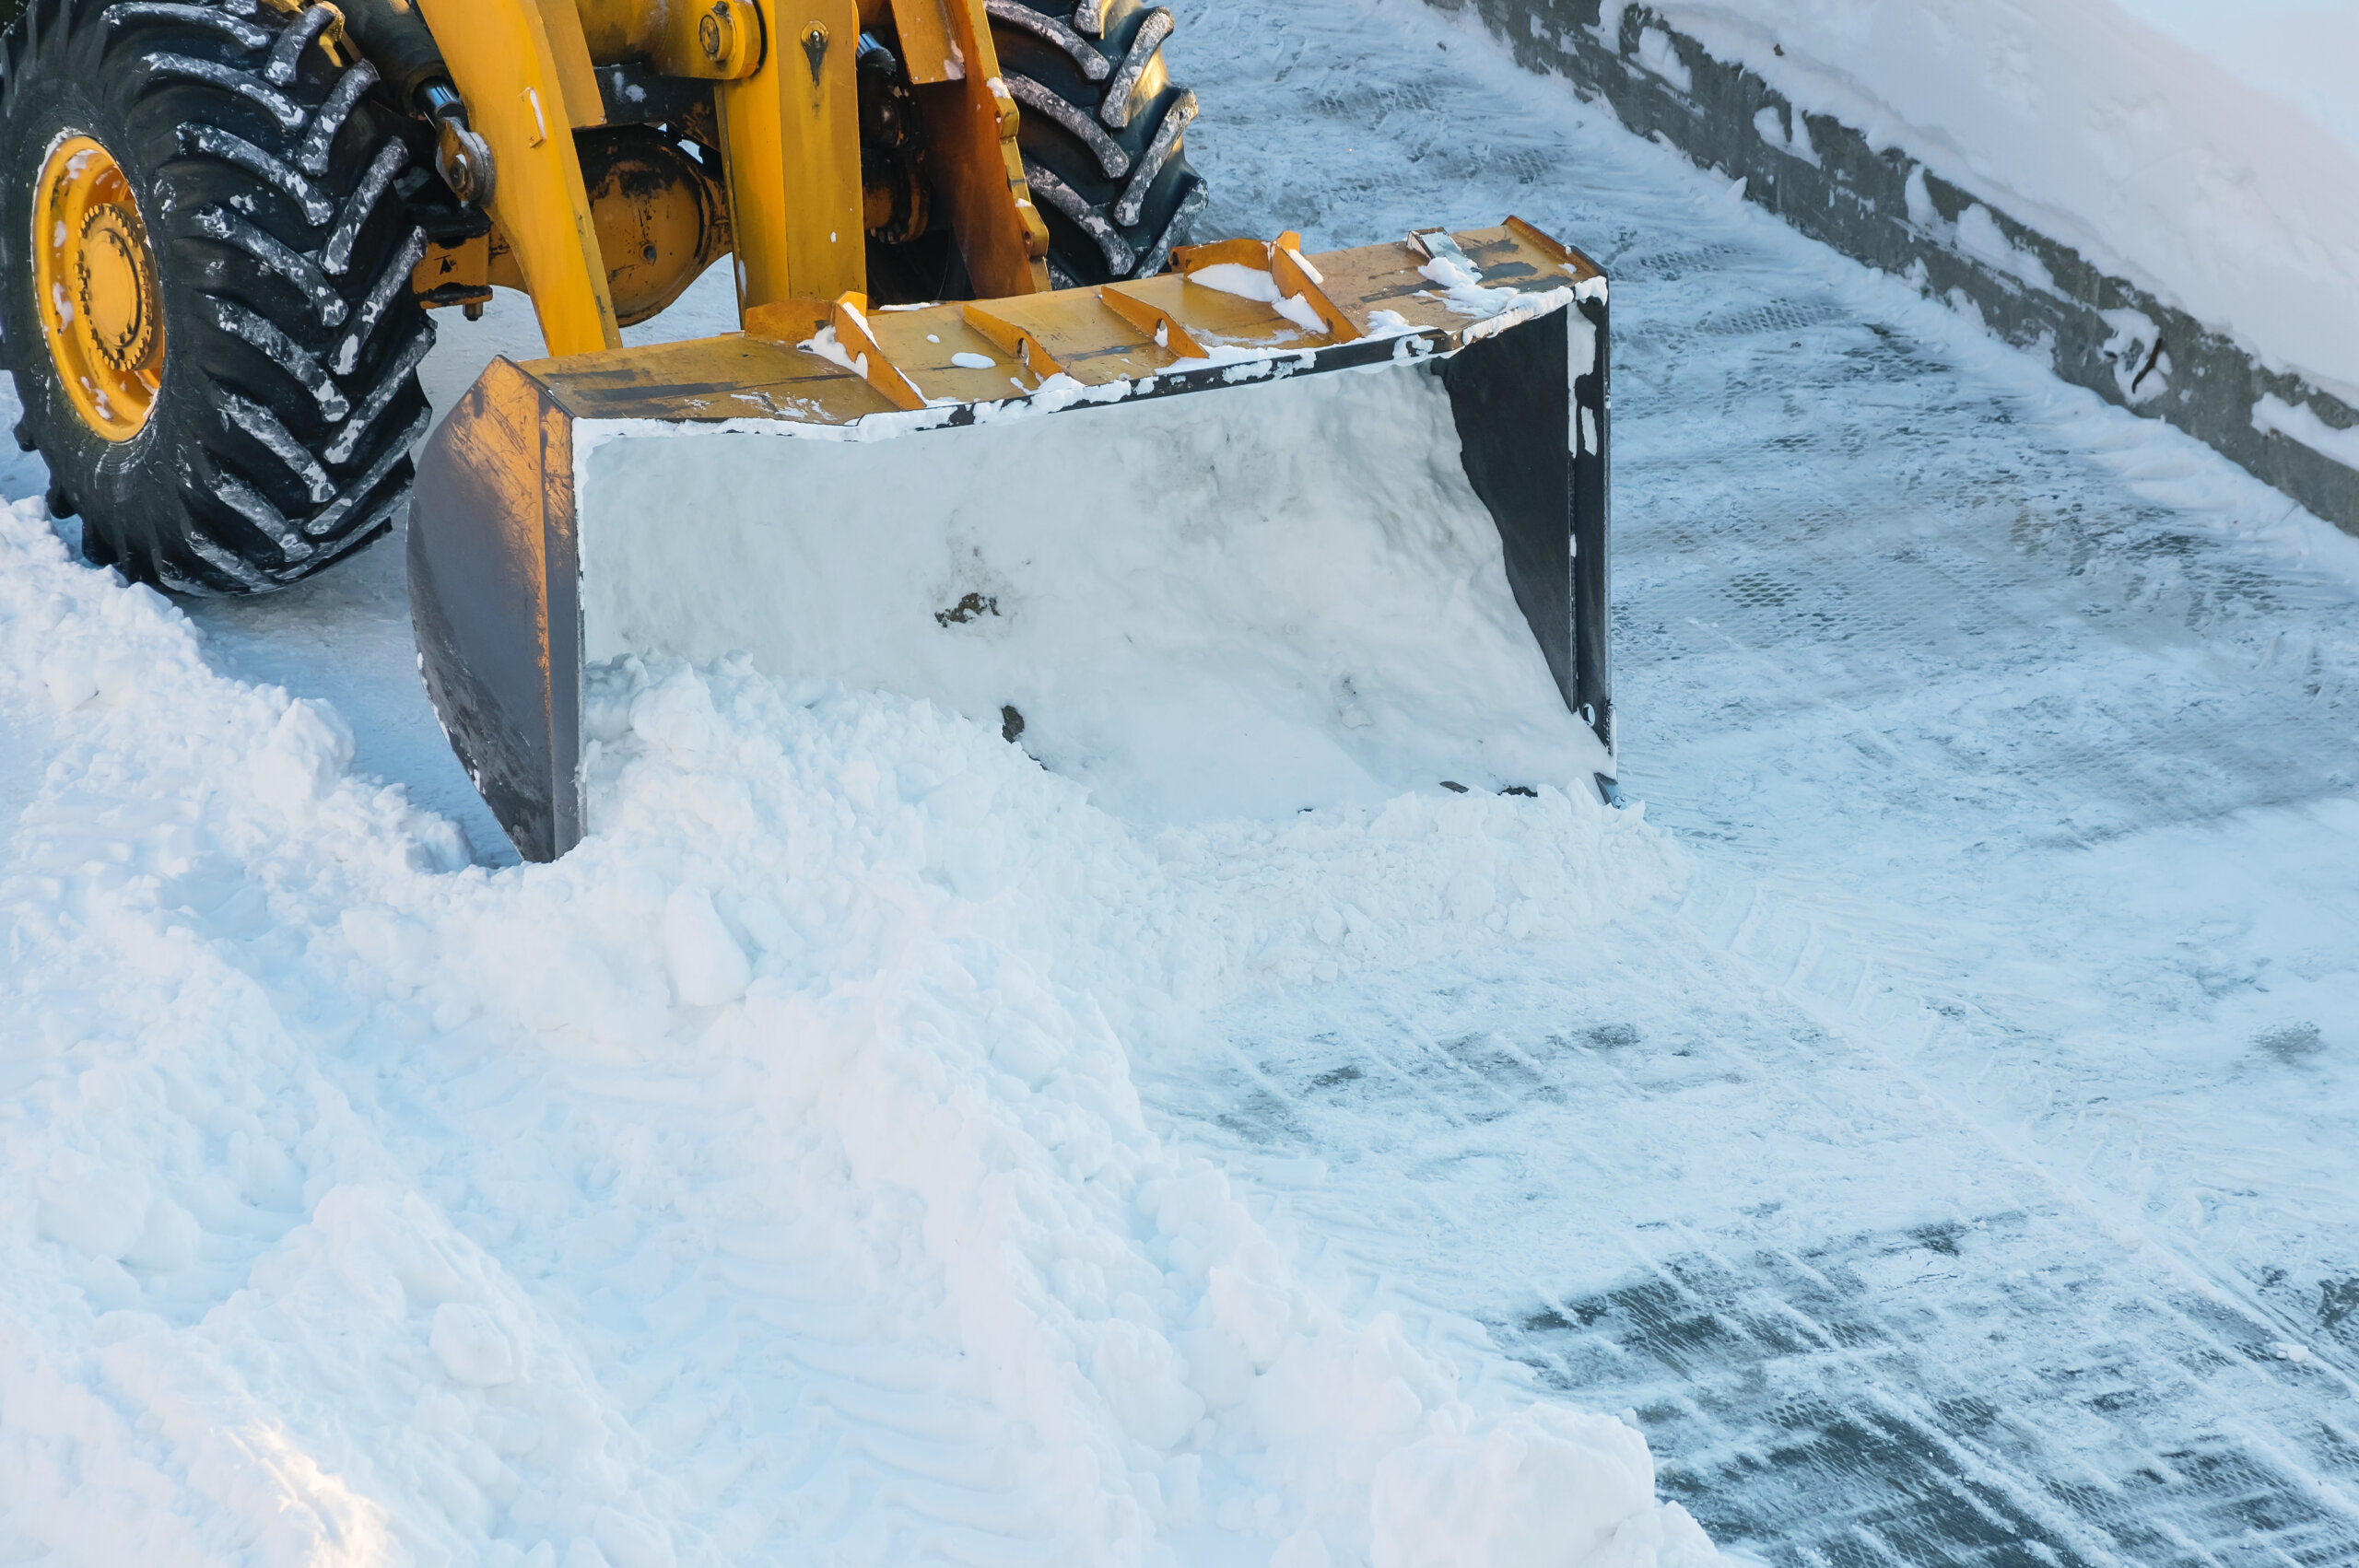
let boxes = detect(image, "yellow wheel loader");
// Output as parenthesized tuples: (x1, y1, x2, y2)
(0, 0, 1614, 859)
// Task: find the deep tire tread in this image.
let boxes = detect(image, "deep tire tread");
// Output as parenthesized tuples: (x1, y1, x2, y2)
(1, 0, 437, 593)
(320, 138, 405, 275)
(1096, 6, 1171, 130)
(983, 0, 1107, 79)
(191, 203, 347, 324)
(992, 0, 1203, 287)
(134, 51, 306, 127)
(104, 4, 269, 49)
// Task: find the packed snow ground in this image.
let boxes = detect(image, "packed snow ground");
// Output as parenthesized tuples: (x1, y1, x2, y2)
(5, 2, 2359, 1566)
(0, 509, 1704, 1566)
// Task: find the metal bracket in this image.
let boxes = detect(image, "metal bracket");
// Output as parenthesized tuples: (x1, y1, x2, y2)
(254, 0, 353, 65)
(654, 0, 764, 79)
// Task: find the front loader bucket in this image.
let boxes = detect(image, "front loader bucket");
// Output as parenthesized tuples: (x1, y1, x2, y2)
(410, 221, 1612, 860)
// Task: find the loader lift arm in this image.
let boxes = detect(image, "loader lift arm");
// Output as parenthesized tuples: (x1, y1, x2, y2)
(386, 0, 1050, 356)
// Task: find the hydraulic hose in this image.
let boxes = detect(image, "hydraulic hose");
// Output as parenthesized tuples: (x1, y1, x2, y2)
(330, 0, 493, 205)
(332, 0, 449, 99)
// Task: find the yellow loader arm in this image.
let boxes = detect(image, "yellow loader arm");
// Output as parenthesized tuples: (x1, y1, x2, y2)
(404, 0, 1050, 357)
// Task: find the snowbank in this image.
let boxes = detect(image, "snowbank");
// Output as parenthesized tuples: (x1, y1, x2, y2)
(1621, 0, 2359, 401)
(0, 498, 1717, 1566)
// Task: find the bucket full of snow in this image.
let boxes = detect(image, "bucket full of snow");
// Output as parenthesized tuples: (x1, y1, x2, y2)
(409, 220, 1612, 859)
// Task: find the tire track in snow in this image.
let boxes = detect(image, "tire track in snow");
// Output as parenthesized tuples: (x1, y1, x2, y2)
(1154, 1, 2359, 1559)
(1157, 930, 2359, 1567)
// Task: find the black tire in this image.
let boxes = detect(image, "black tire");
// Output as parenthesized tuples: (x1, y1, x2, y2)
(0, 0, 434, 593)
(987, 0, 1206, 287)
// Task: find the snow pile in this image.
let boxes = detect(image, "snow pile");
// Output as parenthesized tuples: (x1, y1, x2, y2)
(0, 498, 1710, 1566)
(579, 358, 1614, 825)
(1186, 260, 1331, 335)
(1620, 0, 2359, 400)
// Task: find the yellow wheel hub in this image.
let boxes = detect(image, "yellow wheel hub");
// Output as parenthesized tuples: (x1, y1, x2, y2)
(34, 134, 165, 440)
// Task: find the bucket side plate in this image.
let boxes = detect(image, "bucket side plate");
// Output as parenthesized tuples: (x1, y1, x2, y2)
(409, 360, 583, 864)
(1443, 290, 1613, 750)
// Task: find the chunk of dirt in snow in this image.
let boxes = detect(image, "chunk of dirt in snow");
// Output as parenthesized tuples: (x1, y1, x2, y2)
(2257, 1022, 2324, 1062)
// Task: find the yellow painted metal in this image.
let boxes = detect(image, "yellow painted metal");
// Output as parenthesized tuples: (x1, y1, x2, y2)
(413, 230, 493, 310)
(33, 135, 164, 441)
(739, 294, 1054, 403)
(717, 0, 867, 308)
(1505, 214, 1586, 268)
(581, 135, 731, 324)
(573, 0, 660, 61)
(741, 295, 832, 342)
(470, 222, 1594, 425)
(406, 0, 1050, 338)
(864, 305, 1047, 399)
(829, 294, 930, 409)
(405, 6, 1424, 376)
(574, 0, 762, 74)
(886, 0, 960, 83)
(1271, 230, 1360, 343)
(1099, 283, 1205, 357)
(913, 0, 1050, 297)
(652, 0, 763, 78)
(695, 223, 1419, 407)
(961, 300, 1066, 377)
(1166, 232, 1364, 345)
(536, 0, 608, 126)
(415, 0, 621, 353)
(255, 0, 353, 66)
(968, 285, 1196, 380)
(488, 230, 529, 292)
(421, 135, 724, 326)
(1139, 270, 1318, 344)
(1170, 236, 1272, 274)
